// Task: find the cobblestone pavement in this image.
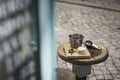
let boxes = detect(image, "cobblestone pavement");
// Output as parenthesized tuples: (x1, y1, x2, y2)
(56, 2, 120, 80)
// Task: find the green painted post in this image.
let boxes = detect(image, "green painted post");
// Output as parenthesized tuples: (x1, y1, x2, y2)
(38, 0, 56, 80)
(31, 0, 41, 80)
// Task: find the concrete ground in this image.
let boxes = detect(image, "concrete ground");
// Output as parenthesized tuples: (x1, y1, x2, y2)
(56, 2, 120, 80)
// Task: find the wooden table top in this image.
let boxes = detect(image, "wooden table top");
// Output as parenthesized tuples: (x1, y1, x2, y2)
(57, 42, 108, 65)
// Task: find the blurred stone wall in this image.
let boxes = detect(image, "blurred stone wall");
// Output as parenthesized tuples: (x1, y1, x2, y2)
(0, 0, 36, 80)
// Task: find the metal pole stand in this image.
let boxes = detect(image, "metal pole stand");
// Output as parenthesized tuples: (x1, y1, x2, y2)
(72, 64, 91, 80)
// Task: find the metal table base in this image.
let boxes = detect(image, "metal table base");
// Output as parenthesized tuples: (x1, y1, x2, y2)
(72, 65, 91, 80)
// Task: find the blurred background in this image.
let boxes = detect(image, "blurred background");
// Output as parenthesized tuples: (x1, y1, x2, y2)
(0, 0, 55, 80)
(0, 0, 39, 80)
(0, 0, 120, 80)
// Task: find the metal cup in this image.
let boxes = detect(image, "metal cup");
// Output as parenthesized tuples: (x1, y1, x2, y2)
(69, 33, 84, 49)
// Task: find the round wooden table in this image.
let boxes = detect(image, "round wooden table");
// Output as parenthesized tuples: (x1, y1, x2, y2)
(57, 41, 108, 80)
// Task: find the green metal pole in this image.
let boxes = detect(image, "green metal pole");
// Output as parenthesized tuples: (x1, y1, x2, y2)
(31, 0, 41, 80)
(38, 0, 56, 80)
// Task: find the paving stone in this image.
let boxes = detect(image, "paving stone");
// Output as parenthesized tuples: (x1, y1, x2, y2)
(94, 70, 103, 75)
(114, 79, 120, 80)
(116, 67, 120, 71)
(102, 70, 110, 75)
(112, 75, 120, 79)
(107, 66, 116, 71)
(88, 77, 96, 80)
(109, 70, 119, 74)
(113, 59, 120, 63)
(66, 63, 72, 70)
(107, 57, 112, 61)
(104, 75, 113, 80)
(92, 66, 100, 70)
(106, 63, 114, 67)
(99, 66, 107, 71)
(95, 75, 104, 80)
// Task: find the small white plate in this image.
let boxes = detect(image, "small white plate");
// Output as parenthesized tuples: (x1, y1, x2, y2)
(78, 46, 86, 51)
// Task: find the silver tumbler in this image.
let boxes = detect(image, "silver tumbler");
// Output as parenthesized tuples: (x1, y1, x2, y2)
(69, 33, 84, 49)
